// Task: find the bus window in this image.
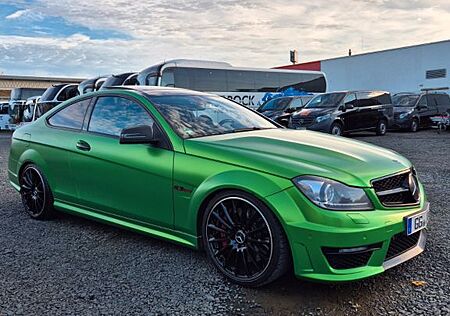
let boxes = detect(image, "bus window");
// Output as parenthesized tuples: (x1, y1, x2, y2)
(161, 68, 175, 87)
(192, 68, 227, 92)
(254, 72, 279, 92)
(227, 71, 255, 92)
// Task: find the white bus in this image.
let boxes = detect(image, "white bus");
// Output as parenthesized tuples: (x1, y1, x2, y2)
(137, 59, 326, 108)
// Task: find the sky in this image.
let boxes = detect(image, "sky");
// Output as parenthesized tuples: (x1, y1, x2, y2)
(0, 0, 449, 77)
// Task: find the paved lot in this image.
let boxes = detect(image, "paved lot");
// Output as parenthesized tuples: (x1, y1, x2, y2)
(0, 130, 449, 315)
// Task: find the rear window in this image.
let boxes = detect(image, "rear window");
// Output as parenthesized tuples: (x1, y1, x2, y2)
(47, 99, 90, 129)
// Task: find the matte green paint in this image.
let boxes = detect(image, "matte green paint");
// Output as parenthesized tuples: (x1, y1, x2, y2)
(9, 89, 427, 282)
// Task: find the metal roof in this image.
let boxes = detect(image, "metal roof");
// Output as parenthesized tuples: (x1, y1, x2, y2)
(0, 74, 85, 83)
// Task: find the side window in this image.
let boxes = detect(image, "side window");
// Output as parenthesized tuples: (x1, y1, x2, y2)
(355, 91, 389, 107)
(343, 93, 357, 107)
(417, 96, 427, 107)
(161, 68, 175, 87)
(88, 96, 154, 137)
(426, 95, 438, 109)
(48, 99, 90, 129)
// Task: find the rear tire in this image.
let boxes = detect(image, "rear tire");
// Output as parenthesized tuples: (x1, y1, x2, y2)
(376, 119, 387, 136)
(330, 122, 343, 136)
(19, 164, 55, 220)
(202, 190, 291, 287)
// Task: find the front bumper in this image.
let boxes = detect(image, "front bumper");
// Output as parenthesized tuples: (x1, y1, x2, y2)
(266, 187, 428, 282)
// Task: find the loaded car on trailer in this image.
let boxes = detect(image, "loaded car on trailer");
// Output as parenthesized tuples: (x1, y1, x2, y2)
(289, 90, 393, 136)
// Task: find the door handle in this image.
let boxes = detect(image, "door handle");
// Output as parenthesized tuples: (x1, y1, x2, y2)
(76, 140, 91, 151)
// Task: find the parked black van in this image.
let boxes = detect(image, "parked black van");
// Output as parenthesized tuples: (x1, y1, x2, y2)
(289, 91, 393, 136)
(257, 95, 313, 127)
(392, 92, 450, 132)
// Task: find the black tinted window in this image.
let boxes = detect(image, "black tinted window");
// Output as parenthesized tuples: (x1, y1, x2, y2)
(57, 86, 79, 102)
(434, 94, 450, 106)
(88, 96, 154, 137)
(48, 99, 90, 129)
(355, 91, 391, 107)
(426, 95, 438, 109)
(227, 71, 255, 92)
(192, 68, 227, 91)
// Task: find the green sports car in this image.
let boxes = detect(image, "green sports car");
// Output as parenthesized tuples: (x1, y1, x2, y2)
(8, 87, 429, 287)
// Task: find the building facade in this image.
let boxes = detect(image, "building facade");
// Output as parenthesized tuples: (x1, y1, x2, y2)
(276, 40, 450, 94)
(0, 75, 84, 100)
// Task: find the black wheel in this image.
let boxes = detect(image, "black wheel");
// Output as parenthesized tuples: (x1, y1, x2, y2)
(330, 122, 343, 136)
(376, 119, 387, 136)
(202, 191, 290, 287)
(410, 119, 419, 132)
(20, 164, 55, 219)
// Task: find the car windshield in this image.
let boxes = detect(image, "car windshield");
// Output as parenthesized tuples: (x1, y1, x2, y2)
(392, 94, 419, 107)
(149, 95, 277, 139)
(305, 93, 346, 108)
(259, 98, 291, 111)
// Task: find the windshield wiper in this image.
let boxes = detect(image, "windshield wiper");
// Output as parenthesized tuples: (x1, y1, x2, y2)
(229, 127, 273, 133)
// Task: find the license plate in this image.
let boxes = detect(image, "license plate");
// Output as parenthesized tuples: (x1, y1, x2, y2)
(405, 210, 428, 235)
(295, 127, 306, 130)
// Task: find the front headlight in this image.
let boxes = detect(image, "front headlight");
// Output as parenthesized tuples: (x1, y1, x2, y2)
(316, 114, 331, 123)
(293, 176, 373, 211)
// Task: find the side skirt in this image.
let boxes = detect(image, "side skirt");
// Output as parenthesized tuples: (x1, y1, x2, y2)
(53, 200, 199, 249)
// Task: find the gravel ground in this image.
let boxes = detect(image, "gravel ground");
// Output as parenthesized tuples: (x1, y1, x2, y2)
(0, 130, 449, 315)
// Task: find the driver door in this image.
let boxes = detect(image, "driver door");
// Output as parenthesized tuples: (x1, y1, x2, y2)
(70, 95, 174, 227)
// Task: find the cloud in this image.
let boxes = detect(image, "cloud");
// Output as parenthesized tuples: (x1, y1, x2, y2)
(0, 0, 449, 77)
(5, 9, 28, 19)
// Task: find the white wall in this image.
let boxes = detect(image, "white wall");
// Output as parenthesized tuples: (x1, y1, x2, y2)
(322, 41, 450, 94)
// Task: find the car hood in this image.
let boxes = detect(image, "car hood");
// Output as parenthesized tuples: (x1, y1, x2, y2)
(393, 106, 414, 113)
(184, 129, 411, 187)
(293, 108, 334, 118)
(259, 109, 285, 118)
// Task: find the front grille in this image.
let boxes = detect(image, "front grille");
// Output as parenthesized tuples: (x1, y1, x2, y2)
(372, 170, 420, 207)
(291, 116, 315, 128)
(385, 231, 421, 261)
(322, 243, 381, 269)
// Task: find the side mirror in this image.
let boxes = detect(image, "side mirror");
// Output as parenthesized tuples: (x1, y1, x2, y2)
(120, 125, 158, 145)
(418, 105, 428, 110)
(345, 103, 354, 110)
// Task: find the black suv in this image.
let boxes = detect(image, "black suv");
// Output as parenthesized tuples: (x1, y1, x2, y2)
(257, 95, 313, 127)
(392, 92, 450, 132)
(289, 91, 393, 136)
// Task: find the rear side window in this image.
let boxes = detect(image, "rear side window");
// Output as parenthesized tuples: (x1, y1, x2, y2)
(88, 96, 154, 137)
(426, 95, 439, 110)
(47, 99, 90, 129)
(355, 91, 391, 107)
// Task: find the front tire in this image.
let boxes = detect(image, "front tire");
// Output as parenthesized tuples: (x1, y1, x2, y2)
(330, 122, 343, 136)
(202, 191, 290, 287)
(376, 119, 387, 136)
(20, 164, 55, 219)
